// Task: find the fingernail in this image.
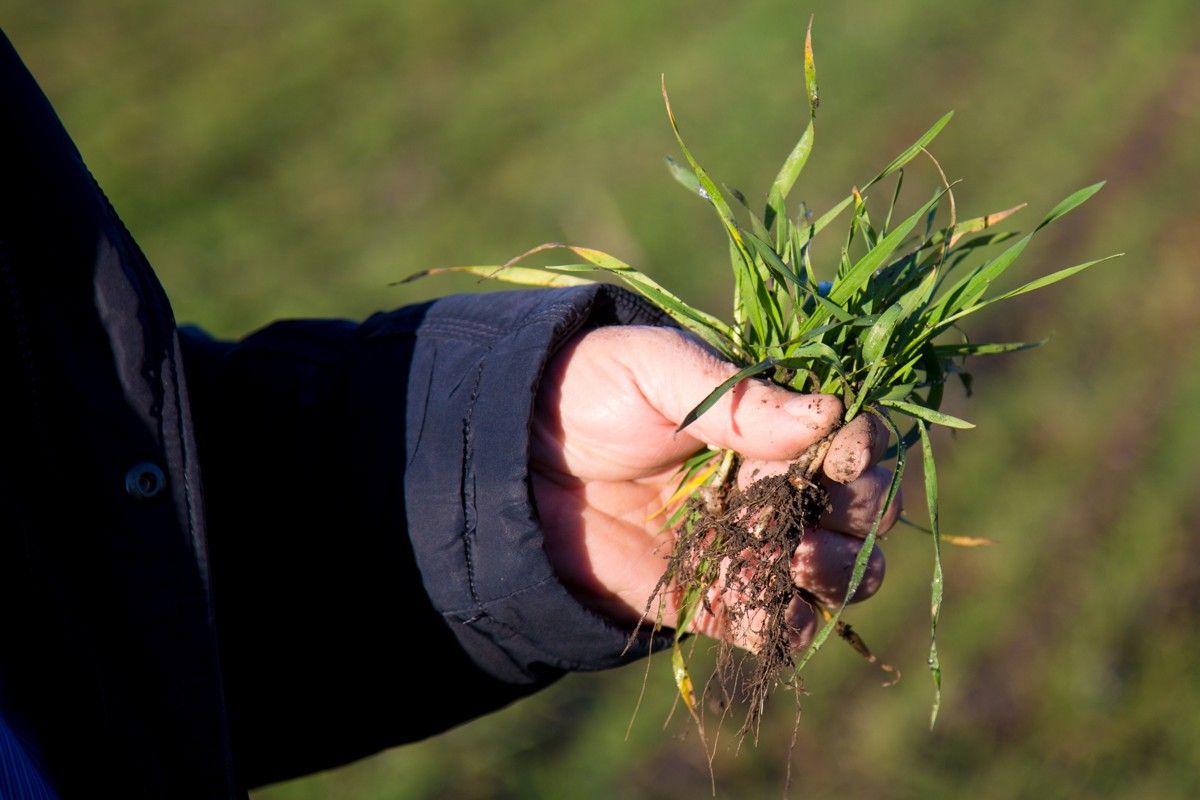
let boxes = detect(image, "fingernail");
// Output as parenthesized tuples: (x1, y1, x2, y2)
(827, 445, 867, 484)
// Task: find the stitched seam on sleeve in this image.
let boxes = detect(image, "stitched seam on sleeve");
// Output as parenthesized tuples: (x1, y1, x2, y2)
(454, 297, 586, 617)
(444, 291, 606, 667)
(449, 576, 636, 665)
(460, 358, 486, 609)
(420, 318, 505, 340)
(442, 574, 557, 617)
(439, 298, 589, 337)
(443, 607, 567, 666)
(517, 302, 586, 331)
(443, 594, 621, 670)
(445, 605, 670, 672)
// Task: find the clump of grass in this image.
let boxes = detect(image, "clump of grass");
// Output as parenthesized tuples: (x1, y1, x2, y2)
(408, 20, 1118, 740)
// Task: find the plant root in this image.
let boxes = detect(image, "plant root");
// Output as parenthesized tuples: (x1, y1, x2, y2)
(642, 436, 835, 742)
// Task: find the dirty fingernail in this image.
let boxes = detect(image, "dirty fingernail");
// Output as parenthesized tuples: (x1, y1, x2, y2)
(827, 444, 868, 483)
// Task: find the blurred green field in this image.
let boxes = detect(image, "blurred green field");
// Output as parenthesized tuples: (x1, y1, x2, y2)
(5, 1, 1200, 797)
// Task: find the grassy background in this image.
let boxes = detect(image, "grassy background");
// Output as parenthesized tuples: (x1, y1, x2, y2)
(5, 1, 1200, 797)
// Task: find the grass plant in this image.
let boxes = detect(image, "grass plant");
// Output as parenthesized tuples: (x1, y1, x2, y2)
(408, 20, 1118, 743)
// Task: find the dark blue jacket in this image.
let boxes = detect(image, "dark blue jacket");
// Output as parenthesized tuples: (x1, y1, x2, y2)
(0, 30, 665, 798)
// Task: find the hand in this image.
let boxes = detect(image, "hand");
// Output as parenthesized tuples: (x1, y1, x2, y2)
(531, 325, 901, 652)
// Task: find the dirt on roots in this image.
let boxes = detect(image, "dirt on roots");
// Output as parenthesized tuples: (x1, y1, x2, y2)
(641, 440, 834, 740)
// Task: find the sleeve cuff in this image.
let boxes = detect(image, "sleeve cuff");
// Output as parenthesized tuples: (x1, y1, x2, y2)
(370, 285, 675, 683)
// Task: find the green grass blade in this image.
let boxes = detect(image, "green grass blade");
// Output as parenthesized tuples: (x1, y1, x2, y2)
(743, 229, 802, 287)
(882, 169, 905, 234)
(676, 359, 777, 432)
(1034, 181, 1105, 232)
(764, 15, 818, 233)
(931, 185, 1103, 323)
(792, 194, 855, 253)
(892, 344, 948, 453)
(659, 81, 768, 351)
(765, 120, 813, 231)
(661, 77, 754, 263)
(803, 15, 818, 115)
(671, 642, 700, 721)
(675, 577, 705, 638)
(567, 245, 733, 327)
(664, 155, 705, 197)
(512, 243, 742, 357)
(796, 410, 904, 671)
(406, 245, 744, 357)
(814, 195, 856, 234)
(742, 230, 863, 328)
(925, 203, 1026, 248)
(678, 447, 720, 476)
(862, 303, 905, 365)
(876, 381, 919, 402)
(846, 361, 885, 421)
(398, 264, 596, 288)
(988, 252, 1124, 304)
(781, 319, 846, 344)
(727, 184, 774, 242)
(932, 340, 1046, 357)
(917, 420, 944, 729)
(862, 267, 939, 364)
(777, 343, 856, 404)
(941, 230, 1023, 263)
(938, 253, 1123, 328)
(888, 349, 926, 383)
(735, 243, 785, 348)
(928, 233, 1033, 322)
(677, 339, 846, 432)
(797, 228, 817, 285)
(828, 188, 948, 306)
(866, 111, 955, 189)
(809, 290, 857, 323)
(881, 399, 974, 429)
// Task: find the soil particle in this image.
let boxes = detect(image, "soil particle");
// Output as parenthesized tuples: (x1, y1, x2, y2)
(640, 438, 834, 739)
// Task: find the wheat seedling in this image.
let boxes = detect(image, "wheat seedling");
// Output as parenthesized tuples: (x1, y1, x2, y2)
(406, 20, 1119, 741)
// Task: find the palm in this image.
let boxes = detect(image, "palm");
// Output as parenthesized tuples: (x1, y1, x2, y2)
(531, 329, 701, 624)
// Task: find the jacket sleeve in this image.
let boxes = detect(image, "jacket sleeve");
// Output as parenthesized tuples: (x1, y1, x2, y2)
(178, 284, 674, 787)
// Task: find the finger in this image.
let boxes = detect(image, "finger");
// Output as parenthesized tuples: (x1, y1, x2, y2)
(735, 458, 789, 490)
(627, 328, 842, 461)
(736, 461, 901, 541)
(694, 594, 817, 654)
(739, 415, 889, 491)
(786, 595, 818, 652)
(791, 527, 886, 607)
(685, 562, 765, 649)
(820, 465, 903, 539)
(824, 412, 890, 484)
(684, 561, 795, 654)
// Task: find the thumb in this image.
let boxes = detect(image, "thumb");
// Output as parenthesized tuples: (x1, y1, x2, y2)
(627, 327, 842, 461)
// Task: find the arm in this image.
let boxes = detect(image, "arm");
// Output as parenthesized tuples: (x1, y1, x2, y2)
(181, 283, 897, 787)
(179, 285, 676, 786)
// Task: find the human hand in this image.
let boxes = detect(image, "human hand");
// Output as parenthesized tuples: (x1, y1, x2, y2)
(531, 325, 900, 652)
